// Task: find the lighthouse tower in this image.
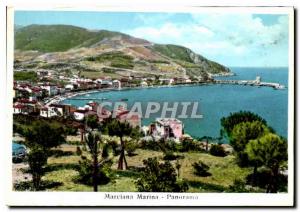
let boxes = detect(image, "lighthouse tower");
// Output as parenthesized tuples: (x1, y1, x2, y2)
(255, 76, 261, 84)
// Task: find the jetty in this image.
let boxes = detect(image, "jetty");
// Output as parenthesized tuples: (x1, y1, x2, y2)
(214, 76, 285, 90)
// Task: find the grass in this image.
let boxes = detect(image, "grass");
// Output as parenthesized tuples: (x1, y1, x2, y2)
(16, 143, 252, 192)
(14, 71, 37, 82)
(179, 152, 252, 190)
(86, 51, 134, 69)
(15, 25, 122, 52)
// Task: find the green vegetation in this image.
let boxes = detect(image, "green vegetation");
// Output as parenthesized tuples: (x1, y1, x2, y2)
(209, 144, 226, 157)
(135, 157, 189, 192)
(246, 133, 287, 193)
(220, 111, 267, 138)
(14, 71, 37, 81)
(77, 131, 113, 191)
(105, 119, 141, 170)
(86, 51, 134, 69)
(26, 146, 48, 190)
(152, 44, 194, 63)
(21, 120, 66, 190)
(13, 112, 286, 193)
(192, 161, 211, 177)
(152, 44, 230, 74)
(220, 111, 288, 192)
(15, 25, 123, 52)
(15, 24, 231, 78)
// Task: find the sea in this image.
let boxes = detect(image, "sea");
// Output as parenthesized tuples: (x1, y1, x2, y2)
(62, 67, 289, 140)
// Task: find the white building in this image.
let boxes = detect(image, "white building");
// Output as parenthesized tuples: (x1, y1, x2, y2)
(13, 104, 26, 114)
(159, 78, 174, 85)
(140, 81, 148, 87)
(41, 85, 58, 96)
(65, 84, 74, 90)
(40, 106, 63, 118)
(112, 80, 121, 89)
(73, 110, 86, 121)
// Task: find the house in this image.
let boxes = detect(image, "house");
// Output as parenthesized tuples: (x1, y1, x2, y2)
(57, 86, 66, 94)
(40, 105, 63, 118)
(114, 106, 141, 128)
(94, 79, 103, 84)
(140, 81, 148, 87)
(101, 80, 113, 88)
(65, 84, 75, 91)
(37, 70, 49, 77)
(149, 118, 184, 141)
(159, 78, 174, 85)
(31, 87, 43, 98)
(112, 80, 121, 89)
(120, 78, 130, 87)
(17, 99, 39, 114)
(73, 109, 88, 121)
(86, 101, 99, 112)
(13, 104, 27, 114)
(174, 77, 191, 84)
(40, 84, 58, 96)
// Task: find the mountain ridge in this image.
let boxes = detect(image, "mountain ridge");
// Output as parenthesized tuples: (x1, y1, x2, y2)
(14, 24, 231, 79)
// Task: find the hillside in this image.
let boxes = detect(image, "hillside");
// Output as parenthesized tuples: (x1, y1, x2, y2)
(14, 24, 231, 79)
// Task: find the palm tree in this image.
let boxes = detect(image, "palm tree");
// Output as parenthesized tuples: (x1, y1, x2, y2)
(106, 120, 139, 170)
(84, 131, 111, 191)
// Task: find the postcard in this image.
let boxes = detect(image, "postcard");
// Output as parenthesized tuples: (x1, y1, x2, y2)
(5, 5, 294, 206)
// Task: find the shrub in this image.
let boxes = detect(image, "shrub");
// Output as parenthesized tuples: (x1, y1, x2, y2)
(192, 161, 211, 177)
(126, 140, 138, 156)
(65, 127, 78, 136)
(228, 180, 249, 192)
(163, 150, 181, 161)
(135, 157, 189, 192)
(139, 138, 161, 151)
(209, 144, 226, 157)
(77, 156, 112, 186)
(76, 146, 82, 156)
(180, 139, 203, 152)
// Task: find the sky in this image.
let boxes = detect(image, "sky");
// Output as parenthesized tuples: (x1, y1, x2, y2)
(14, 11, 290, 67)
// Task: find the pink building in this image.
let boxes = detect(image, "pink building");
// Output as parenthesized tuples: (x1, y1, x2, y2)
(149, 118, 184, 141)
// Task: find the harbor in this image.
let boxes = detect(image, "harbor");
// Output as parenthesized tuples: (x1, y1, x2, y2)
(214, 76, 285, 90)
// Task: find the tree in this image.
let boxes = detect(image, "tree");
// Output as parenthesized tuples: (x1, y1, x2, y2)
(230, 121, 269, 166)
(27, 146, 48, 190)
(106, 119, 140, 170)
(209, 144, 226, 157)
(23, 120, 66, 190)
(78, 131, 112, 192)
(245, 133, 287, 193)
(192, 161, 211, 177)
(86, 115, 99, 130)
(175, 159, 181, 178)
(24, 120, 66, 149)
(136, 157, 188, 192)
(220, 111, 267, 138)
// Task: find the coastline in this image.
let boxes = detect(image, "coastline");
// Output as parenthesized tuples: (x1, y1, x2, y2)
(48, 82, 214, 105)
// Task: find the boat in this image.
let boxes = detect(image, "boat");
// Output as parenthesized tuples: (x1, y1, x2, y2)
(120, 98, 128, 101)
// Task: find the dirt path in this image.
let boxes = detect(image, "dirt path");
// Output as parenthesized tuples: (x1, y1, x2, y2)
(12, 163, 31, 185)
